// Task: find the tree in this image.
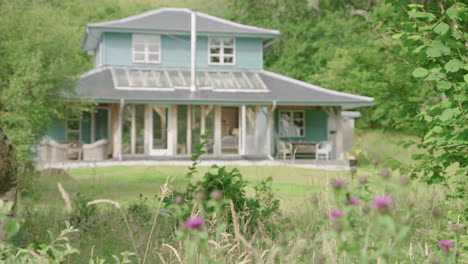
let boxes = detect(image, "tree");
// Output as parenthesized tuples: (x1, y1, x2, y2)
(0, 123, 17, 240)
(387, 1, 467, 197)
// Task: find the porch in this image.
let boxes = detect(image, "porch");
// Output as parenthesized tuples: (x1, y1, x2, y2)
(43, 102, 346, 162)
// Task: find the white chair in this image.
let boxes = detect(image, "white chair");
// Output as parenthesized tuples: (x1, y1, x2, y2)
(42, 139, 68, 162)
(83, 139, 109, 161)
(316, 141, 332, 160)
(276, 141, 293, 160)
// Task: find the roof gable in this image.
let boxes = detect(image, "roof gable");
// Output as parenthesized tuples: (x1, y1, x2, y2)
(82, 8, 280, 50)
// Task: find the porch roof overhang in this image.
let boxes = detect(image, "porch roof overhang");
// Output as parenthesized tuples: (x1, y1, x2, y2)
(75, 67, 374, 108)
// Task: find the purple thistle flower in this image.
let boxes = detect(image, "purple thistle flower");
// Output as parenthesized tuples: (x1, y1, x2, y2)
(372, 196, 392, 207)
(348, 198, 360, 205)
(438, 240, 454, 248)
(330, 210, 342, 218)
(331, 178, 346, 189)
(185, 217, 204, 229)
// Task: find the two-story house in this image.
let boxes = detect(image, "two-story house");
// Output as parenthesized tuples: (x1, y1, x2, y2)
(44, 8, 373, 161)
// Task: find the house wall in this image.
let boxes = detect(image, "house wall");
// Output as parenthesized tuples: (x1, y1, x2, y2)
(101, 32, 263, 69)
(274, 108, 328, 143)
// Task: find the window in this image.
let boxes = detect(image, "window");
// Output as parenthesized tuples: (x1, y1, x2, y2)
(132, 34, 161, 63)
(209, 37, 235, 65)
(279, 110, 305, 137)
(66, 119, 81, 141)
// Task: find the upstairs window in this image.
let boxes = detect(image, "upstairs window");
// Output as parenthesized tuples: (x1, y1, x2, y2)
(132, 34, 161, 64)
(209, 37, 235, 65)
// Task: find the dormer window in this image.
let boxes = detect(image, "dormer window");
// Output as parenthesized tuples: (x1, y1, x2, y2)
(132, 34, 161, 64)
(208, 37, 235, 65)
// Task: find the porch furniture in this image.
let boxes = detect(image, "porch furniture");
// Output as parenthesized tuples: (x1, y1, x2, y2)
(316, 141, 333, 160)
(291, 142, 317, 159)
(42, 139, 68, 162)
(83, 139, 109, 161)
(276, 141, 293, 159)
(67, 142, 83, 160)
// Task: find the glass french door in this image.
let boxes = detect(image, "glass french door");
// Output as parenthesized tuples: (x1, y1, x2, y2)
(150, 105, 170, 155)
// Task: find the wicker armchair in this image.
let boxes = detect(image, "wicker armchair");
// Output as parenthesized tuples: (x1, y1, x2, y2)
(83, 139, 109, 161)
(42, 139, 68, 162)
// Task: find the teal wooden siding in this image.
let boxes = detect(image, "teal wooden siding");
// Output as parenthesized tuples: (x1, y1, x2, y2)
(45, 120, 66, 141)
(45, 111, 107, 143)
(274, 109, 328, 143)
(102, 32, 263, 69)
(95, 109, 109, 141)
(81, 112, 91, 143)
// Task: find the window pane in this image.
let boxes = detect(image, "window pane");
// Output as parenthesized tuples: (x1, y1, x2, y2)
(141, 70, 155, 87)
(168, 71, 184, 86)
(219, 72, 236, 89)
(148, 54, 159, 62)
(224, 47, 233, 54)
(134, 53, 145, 61)
(134, 43, 144, 51)
(233, 72, 251, 89)
(154, 71, 170, 88)
(135, 105, 145, 154)
(67, 132, 80, 141)
(67, 120, 79, 130)
(209, 72, 223, 88)
(294, 112, 303, 119)
(177, 105, 188, 155)
(152, 106, 167, 149)
(115, 69, 129, 86)
(223, 56, 233, 64)
(210, 47, 220, 54)
(210, 56, 220, 63)
(122, 105, 132, 154)
(223, 38, 234, 46)
(130, 70, 143, 86)
(148, 44, 159, 52)
(209, 38, 221, 45)
(196, 72, 210, 87)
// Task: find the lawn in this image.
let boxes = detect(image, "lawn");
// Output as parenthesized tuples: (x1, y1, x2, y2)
(25, 165, 361, 213)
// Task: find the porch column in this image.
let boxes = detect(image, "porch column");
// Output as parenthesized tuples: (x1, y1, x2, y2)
(111, 103, 120, 158)
(171, 105, 178, 155)
(186, 105, 192, 155)
(131, 105, 136, 154)
(214, 105, 221, 156)
(118, 99, 125, 161)
(240, 105, 246, 155)
(336, 108, 344, 160)
(144, 104, 150, 155)
(266, 105, 274, 158)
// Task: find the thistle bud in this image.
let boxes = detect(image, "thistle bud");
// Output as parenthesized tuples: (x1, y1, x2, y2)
(173, 195, 184, 205)
(210, 190, 224, 200)
(400, 175, 411, 185)
(432, 207, 443, 218)
(194, 191, 206, 201)
(359, 176, 368, 184)
(380, 168, 391, 179)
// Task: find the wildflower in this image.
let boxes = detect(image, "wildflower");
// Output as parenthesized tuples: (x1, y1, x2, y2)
(286, 223, 295, 231)
(330, 178, 346, 189)
(173, 195, 184, 205)
(210, 190, 224, 201)
(330, 210, 342, 218)
(432, 207, 443, 218)
(350, 167, 357, 174)
(400, 175, 410, 185)
(348, 198, 360, 205)
(315, 253, 327, 264)
(407, 201, 414, 208)
(372, 196, 392, 207)
(277, 234, 288, 246)
(372, 195, 392, 213)
(298, 246, 308, 255)
(310, 195, 319, 204)
(371, 159, 379, 166)
(194, 191, 206, 200)
(438, 240, 454, 254)
(379, 168, 391, 179)
(359, 176, 368, 184)
(185, 216, 204, 230)
(362, 205, 370, 213)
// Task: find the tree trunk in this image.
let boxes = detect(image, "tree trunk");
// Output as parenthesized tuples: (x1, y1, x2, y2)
(0, 122, 18, 240)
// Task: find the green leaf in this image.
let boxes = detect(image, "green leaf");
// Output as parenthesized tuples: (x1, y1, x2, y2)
(464, 74, 468, 83)
(392, 33, 404, 39)
(426, 47, 443, 57)
(6, 220, 20, 239)
(412, 45, 425, 53)
(439, 109, 454, 121)
(412, 67, 429, 78)
(432, 126, 443, 133)
(446, 5, 459, 20)
(436, 81, 451, 91)
(408, 11, 436, 21)
(433, 22, 449, 35)
(444, 59, 463, 73)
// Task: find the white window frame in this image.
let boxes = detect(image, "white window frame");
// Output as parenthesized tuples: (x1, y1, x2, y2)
(208, 37, 236, 66)
(66, 118, 81, 141)
(279, 110, 305, 138)
(132, 34, 161, 64)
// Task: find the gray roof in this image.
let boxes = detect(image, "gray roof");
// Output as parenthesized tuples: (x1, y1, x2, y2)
(82, 8, 280, 51)
(75, 67, 374, 107)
